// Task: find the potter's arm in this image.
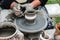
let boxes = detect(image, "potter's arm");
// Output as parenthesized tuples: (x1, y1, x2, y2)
(29, 0, 48, 8)
(0, 0, 48, 9)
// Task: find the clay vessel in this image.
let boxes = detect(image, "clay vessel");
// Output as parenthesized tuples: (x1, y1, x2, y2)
(0, 22, 24, 40)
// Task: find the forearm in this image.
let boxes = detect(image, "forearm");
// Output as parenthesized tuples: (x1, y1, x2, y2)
(30, 0, 48, 8)
(30, 0, 41, 8)
(10, 2, 17, 9)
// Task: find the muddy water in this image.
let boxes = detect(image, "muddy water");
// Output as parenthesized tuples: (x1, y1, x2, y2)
(0, 27, 16, 37)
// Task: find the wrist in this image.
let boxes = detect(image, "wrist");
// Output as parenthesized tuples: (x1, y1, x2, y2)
(30, 0, 41, 8)
(10, 2, 17, 9)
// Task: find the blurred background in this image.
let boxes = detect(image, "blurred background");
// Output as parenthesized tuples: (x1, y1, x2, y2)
(47, 0, 60, 4)
(47, 0, 60, 23)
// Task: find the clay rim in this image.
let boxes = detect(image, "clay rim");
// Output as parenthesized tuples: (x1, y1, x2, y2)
(0, 22, 18, 39)
(40, 32, 50, 40)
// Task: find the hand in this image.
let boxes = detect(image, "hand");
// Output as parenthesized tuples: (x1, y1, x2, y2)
(13, 4, 23, 17)
(14, 11, 23, 17)
(21, 4, 34, 13)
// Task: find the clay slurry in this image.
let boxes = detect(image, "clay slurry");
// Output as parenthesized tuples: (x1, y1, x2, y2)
(0, 27, 16, 37)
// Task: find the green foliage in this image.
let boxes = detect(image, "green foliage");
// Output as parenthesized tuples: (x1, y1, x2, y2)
(47, 0, 60, 23)
(47, 0, 60, 4)
(55, 17, 60, 23)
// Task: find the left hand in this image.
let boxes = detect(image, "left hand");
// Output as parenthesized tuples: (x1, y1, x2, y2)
(13, 4, 23, 17)
(21, 4, 34, 13)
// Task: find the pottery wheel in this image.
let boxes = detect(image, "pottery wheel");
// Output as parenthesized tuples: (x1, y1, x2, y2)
(14, 14, 47, 33)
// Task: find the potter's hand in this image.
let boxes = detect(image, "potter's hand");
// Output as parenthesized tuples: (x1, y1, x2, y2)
(13, 4, 23, 17)
(21, 4, 34, 13)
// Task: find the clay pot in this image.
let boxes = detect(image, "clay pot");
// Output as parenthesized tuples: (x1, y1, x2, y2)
(24, 10, 37, 25)
(55, 23, 60, 34)
(25, 13, 37, 21)
(0, 22, 24, 40)
(54, 23, 60, 40)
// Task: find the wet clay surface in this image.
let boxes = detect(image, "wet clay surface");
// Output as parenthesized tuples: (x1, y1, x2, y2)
(0, 27, 16, 37)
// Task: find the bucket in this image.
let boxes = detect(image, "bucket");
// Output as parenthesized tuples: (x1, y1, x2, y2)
(0, 22, 24, 40)
(40, 31, 50, 40)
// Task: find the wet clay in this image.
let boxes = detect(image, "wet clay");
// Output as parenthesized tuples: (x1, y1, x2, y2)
(0, 27, 16, 37)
